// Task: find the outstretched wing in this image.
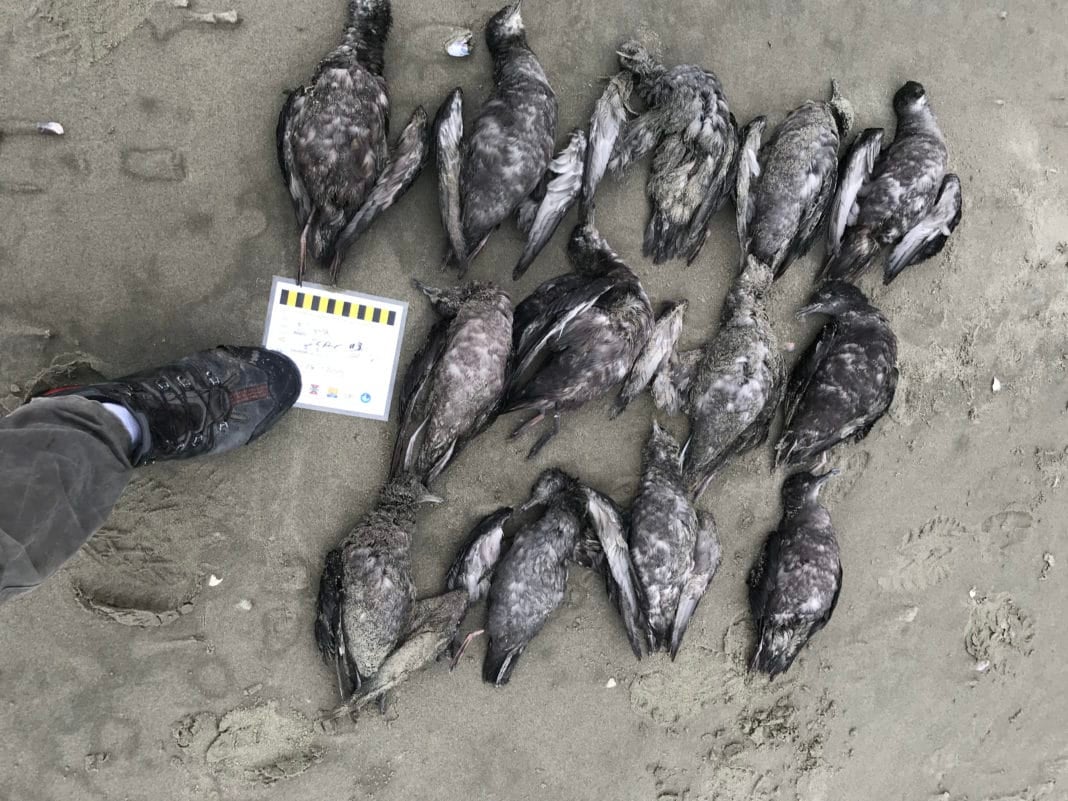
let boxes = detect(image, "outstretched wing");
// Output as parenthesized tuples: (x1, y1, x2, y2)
(735, 116, 767, 260)
(614, 300, 687, 417)
(827, 128, 883, 256)
(513, 129, 588, 280)
(435, 88, 467, 266)
(583, 487, 644, 658)
(884, 173, 962, 284)
(583, 72, 633, 211)
(332, 106, 430, 264)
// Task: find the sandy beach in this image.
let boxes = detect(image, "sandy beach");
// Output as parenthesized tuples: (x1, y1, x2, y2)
(2, 1, 1067, 799)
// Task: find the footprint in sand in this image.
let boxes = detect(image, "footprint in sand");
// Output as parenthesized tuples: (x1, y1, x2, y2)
(964, 592, 1035, 675)
(172, 701, 323, 785)
(981, 510, 1034, 536)
(879, 517, 970, 592)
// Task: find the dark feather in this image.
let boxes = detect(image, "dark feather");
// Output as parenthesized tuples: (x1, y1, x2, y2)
(749, 471, 841, 678)
(776, 282, 898, 468)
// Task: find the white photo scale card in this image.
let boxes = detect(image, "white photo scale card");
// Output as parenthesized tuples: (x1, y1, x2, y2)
(262, 276, 407, 420)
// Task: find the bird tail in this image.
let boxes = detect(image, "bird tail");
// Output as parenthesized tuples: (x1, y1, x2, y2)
(483, 642, 524, 686)
(821, 229, 879, 283)
(643, 209, 689, 265)
(749, 620, 814, 679)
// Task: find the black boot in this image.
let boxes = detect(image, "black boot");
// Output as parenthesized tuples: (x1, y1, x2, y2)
(43, 346, 301, 465)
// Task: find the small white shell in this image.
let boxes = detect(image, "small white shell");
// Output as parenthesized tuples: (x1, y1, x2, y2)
(36, 122, 65, 136)
(991, 377, 1001, 393)
(605, 677, 617, 689)
(446, 30, 473, 58)
(208, 574, 223, 587)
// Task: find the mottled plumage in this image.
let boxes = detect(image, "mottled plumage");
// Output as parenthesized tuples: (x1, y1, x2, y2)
(277, 0, 429, 284)
(504, 221, 654, 456)
(483, 469, 588, 685)
(776, 282, 898, 469)
(628, 422, 720, 657)
(610, 41, 738, 265)
(738, 83, 852, 279)
(749, 470, 842, 678)
(390, 281, 513, 485)
(435, 1, 559, 276)
(651, 256, 785, 499)
(824, 80, 962, 284)
(314, 477, 442, 699)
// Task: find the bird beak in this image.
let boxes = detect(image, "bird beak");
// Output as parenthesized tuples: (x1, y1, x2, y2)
(519, 496, 545, 513)
(812, 468, 839, 495)
(795, 302, 825, 320)
(416, 484, 444, 504)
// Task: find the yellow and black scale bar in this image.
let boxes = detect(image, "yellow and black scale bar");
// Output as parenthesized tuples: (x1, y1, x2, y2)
(278, 288, 397, 326)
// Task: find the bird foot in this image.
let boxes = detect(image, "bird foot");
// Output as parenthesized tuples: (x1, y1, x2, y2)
(509, 411, 544, 440)
(449, 629, 485, 671)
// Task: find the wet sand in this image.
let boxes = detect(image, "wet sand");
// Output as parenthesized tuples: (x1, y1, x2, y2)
(1, 1, 1067, 799)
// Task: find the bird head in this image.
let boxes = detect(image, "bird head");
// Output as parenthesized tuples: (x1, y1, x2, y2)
(520, 468, 577, 512)
(781, 469, 838, 513)
(893, 80, 928, 116)
(645, 419, 683, 470)
(486, 1, 526, 52)
(385, 475, 444, 506)
(796, 281, 870, 319)
(616, 40, 659, 79)
(828, 79, 855, 138)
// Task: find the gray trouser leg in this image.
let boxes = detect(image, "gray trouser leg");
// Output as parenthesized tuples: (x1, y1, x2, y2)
(0, 396, 134, 604)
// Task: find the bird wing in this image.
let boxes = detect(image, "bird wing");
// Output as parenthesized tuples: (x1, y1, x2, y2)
(445, 507, 512, 603)
(609, 107, 666, 175)
(759, 114, 841, 278)
(435, 88, 467, 266)
(511, 272, 588, 352)
(735, 116, 767, 260)
(650, 347, 700, 415)
(513, 129, 588, 280)
(276, 86, 313, 225)
(778, 322, 898, 465)
(782, 322, 836, 430)
(615, 300, 687, 416)
(884, 173, 962, 284)
(333, 106, 430, 264)
(583, 487, 645, 658)
(418, 307, 514, 483)
(669, 510, 721, 659)
(506, 275, 620, 403)
(827, 128, 883, 256)
(389, 317, 451, 481)
(747, 530, 778, 620)
(583, 72, 633, 211)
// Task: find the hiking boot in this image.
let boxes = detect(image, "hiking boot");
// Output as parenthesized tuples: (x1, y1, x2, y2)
(43, 346, 301, 465)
